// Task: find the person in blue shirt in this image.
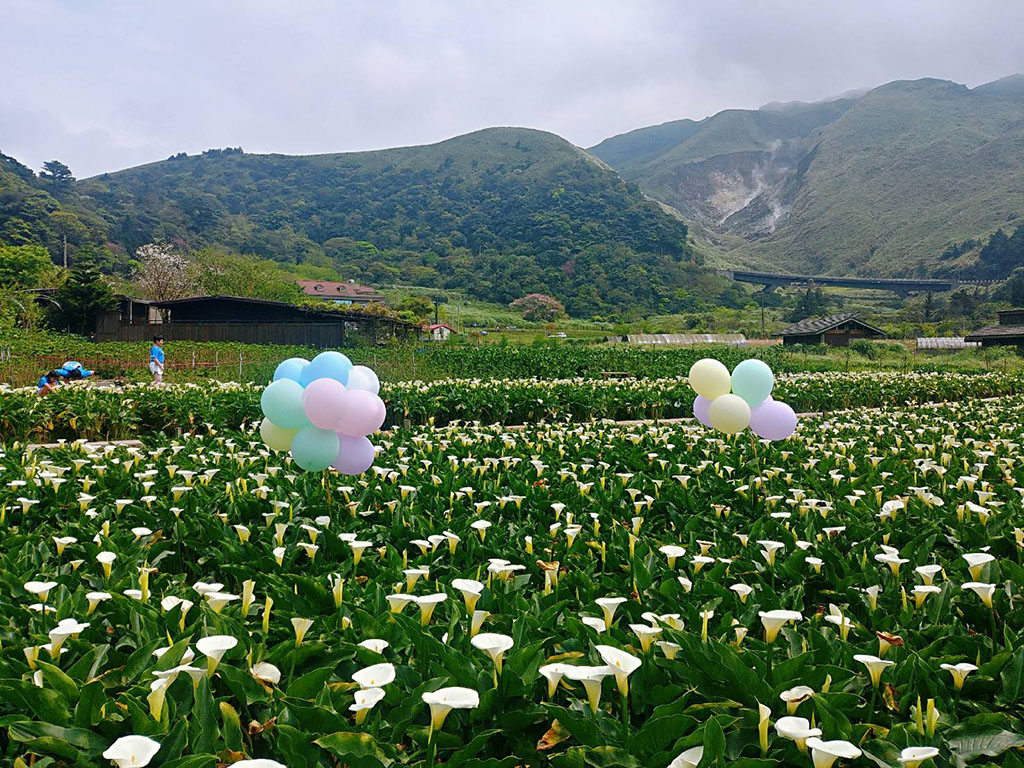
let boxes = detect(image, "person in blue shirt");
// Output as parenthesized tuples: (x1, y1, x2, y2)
(37, 370, 60, 397)
(149, 335, 165, 383)
(56, 361, 94, 381)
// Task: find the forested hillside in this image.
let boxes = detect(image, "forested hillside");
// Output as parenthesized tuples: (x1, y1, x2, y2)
(63, 128, 728, 316)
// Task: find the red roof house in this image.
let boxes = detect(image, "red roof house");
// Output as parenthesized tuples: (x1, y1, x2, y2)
(297, 280, 385, 305)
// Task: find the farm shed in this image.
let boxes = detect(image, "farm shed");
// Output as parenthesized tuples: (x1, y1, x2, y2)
(625, 334, 747, 346)
(775, 314, 885, 347)
(966, 310, 1024, 348)
(96, 295, 416, 347)
(425, 323, 456, 342)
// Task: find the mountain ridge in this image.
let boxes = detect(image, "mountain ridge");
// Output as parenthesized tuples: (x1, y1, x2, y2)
(590, 75, 1024, 277)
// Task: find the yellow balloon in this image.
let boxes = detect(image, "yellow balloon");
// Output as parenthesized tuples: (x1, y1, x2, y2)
(689, 358, 732, 399)
(708, 394, 751, 434)
(260, 417, 297, 452)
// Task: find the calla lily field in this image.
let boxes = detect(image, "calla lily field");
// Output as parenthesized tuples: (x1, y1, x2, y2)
(1, 365, 1023, 768)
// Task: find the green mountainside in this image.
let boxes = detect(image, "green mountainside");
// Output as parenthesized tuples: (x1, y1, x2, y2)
(47, 127, 724, 316)
(591, 76, 1024, 277)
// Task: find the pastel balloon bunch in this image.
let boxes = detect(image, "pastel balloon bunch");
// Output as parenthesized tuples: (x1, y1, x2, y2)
(259, 352, 385, 474)
(688, 358, 797, 440)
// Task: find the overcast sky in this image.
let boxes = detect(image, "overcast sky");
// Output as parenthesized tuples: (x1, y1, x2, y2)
(4, 0, 1024, 178)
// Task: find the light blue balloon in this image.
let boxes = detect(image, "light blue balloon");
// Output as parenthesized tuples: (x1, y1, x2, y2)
(299, 351, 353, 387)
(274, 357, 310, 383)
(731, 359, 775, 408)
(261, 379, 310, 430)
(290, 425, 340, 471)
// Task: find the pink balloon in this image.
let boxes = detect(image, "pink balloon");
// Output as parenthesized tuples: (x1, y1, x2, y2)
(693, 395, 713, 427)
(333, 434, 376, 475)
(301, 377, 350, 430)
(749, 400, 798, 441)
(337, 390, 387, 437)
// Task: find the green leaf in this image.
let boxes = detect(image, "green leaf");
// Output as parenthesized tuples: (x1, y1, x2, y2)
(947, 725, 1024, 761)
(275, 723, 322, 768)
(633, 713, 698, 759)
(701, 716, 727, 766)
(189, 676, 219, 755)
(7, 721, 107, 755)
(544, 705, 607, 748)
(73, 680, 106, 728)
(157, 755, 219, 768)
(0, 682, 70, 725)
(286, 665, 335, 700)
(315, 731, 395, 768)
(36, 661, 79, 702)
(447, 728, 501, 767)
(997, 648, 1024, 706)
(219, 701, 243, 752)
(579, 746, 643, 768)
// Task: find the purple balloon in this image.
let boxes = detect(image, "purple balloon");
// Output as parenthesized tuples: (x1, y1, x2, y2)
(337, 390, 386, 437)
(749, 400, 798, 441)
(693, 395, 713, 427)
(333, 434, 376, 475)
(302, 377, 350, 430)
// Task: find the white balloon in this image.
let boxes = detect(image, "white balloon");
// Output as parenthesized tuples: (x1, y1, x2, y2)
(346, 365, 380, 395)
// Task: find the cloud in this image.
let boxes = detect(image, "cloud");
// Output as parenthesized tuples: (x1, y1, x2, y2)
(2, 0, 1023, 176)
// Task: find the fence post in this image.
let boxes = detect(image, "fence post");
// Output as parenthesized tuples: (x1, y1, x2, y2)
(192, 350, 196, 370)
(215, 350, 219, 378)
(239, 352, 243, 380)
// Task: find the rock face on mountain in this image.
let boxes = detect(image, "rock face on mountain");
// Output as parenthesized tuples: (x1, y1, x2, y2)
(591, 76, 1024, 276)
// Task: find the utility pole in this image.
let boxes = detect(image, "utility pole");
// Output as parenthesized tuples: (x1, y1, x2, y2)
(759, 292, 766, 339)
(63, 234, 68, 269)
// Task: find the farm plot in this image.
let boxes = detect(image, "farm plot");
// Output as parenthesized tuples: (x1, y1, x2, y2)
(0, 396, 1022, 767)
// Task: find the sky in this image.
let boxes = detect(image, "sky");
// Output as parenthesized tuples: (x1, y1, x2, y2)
(4, 0, 1024, 178)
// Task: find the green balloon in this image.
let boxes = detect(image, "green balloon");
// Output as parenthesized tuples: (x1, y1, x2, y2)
(290, 425, 340, 472)
(731, 359, 774, 408)
(261, 379, 309, 430)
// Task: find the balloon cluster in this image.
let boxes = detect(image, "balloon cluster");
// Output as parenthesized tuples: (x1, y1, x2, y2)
(688, 358, 797, 441)
(259, 352, 385, 474)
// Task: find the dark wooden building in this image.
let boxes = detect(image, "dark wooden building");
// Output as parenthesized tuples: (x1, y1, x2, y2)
(96, 295, 416, 347)
(775, 313, 886, 346)
(965, 309, 1024, 348)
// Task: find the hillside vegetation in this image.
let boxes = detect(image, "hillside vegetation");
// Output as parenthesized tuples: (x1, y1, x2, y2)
(68, 128, 726, 317)
(591, 75, 1024, 277)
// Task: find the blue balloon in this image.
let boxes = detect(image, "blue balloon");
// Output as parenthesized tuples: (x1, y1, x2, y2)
(274, 357, 310, 383)
(299, 351, 353, 387)
(290, 425, 340, 472)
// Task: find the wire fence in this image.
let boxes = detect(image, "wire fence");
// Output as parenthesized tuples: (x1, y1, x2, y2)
(0, 346, 433, 388)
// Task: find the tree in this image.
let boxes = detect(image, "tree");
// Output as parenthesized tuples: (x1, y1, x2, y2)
(130, 243, 197, 301)
(787, 286, 830, 322)
(191, 248, 301, 303)
(40, 160, 75, 190)
(997, 268, 1024, 308)
(395, 295, 435, 320)
(50, 250, 118, 334)
(510, 293, 566, 322)
(0, 244, 56, 288)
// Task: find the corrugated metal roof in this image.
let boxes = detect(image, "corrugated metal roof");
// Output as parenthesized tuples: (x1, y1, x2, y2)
(965, 324, 1024, 341)
(775, 313, 885, 337)
(625, 333, 747, 345)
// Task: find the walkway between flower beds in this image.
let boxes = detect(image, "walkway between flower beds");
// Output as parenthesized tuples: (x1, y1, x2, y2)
(20, 397, 1007, 449)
